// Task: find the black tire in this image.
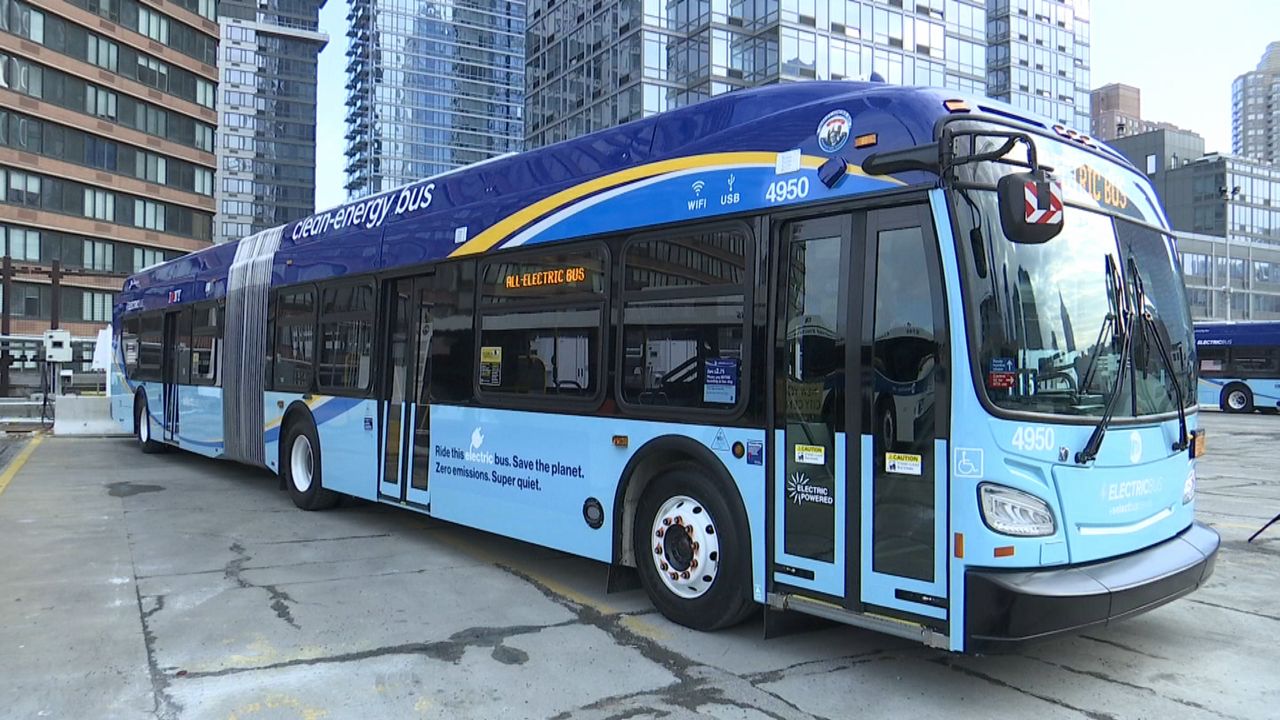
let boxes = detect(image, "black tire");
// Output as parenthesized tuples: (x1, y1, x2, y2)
(135, 396, 165, 454)
(1220, 384, 1254, 414)
(282, 417, 340, 511)
(633, 464, 754, 631)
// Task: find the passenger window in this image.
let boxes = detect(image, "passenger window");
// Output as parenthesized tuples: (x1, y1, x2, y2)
(478, 246, 606, 400)
(122, 316, 141, 378)
(175, 309, 192, 385)
(274, 289, 315, 391)
(191, 303, 222, 386)
(621, 228, 748, 410)
(318, 283, 374, 393)
(137, 313, 163, 381)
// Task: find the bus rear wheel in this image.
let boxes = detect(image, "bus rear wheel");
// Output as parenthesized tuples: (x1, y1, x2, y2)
(134, 396, 164, 454)
(633, 465, 753, 631)
(282, 418, 339, 511)
(1221, 384, 1254, 414)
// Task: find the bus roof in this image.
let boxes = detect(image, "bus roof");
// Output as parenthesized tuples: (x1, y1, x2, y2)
(1195, 321, 1280, 346)
(116, 82, 1129, 316)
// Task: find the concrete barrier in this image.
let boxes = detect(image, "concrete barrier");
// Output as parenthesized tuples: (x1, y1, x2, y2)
(53, 395, 129, 437)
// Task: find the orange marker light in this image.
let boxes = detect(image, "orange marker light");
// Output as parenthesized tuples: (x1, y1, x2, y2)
(612, 435, 629, 448)
(943, 99, 971, 113)
(854, 133, 878, 149)
(994, 545, 1015, 558)
(954, 532, 965, 559)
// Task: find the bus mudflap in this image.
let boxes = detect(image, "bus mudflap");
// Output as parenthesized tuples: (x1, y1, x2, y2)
(964, 522, 1219, 653)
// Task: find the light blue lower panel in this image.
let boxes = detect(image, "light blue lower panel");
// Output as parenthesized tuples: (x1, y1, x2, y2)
(428, 406, 767, 601)
(263, 392, 378, 501)
(771, 429, 846, 598)
(859, 435, 948, 621)
(174, 385, 224, 457)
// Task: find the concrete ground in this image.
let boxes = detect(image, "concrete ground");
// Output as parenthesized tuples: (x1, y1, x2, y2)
(0, 412, 1276, 720)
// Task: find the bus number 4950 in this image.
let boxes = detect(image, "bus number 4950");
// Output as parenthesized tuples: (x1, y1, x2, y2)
(765, 177, 810, 203)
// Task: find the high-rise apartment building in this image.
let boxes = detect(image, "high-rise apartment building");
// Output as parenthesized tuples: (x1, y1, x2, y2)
(1232, 41, 1280, 166)
(524, 0, 989, 147)
(214, 0, 328, 244)
(985, 0, 1090, 132)
(344, 0, 525, 198)
(0, 0, 217, 338)
(1089, 83, 1180, 142)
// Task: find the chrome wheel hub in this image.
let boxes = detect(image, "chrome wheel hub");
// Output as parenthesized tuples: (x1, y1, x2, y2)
(649, 495, 719, 599)
(291, 435, 313, 492)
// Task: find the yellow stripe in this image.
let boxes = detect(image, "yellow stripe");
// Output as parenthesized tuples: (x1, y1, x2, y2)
(0, 433, 45, 498)
(263, 396, 329, 432)
(448, 151, 895, 258)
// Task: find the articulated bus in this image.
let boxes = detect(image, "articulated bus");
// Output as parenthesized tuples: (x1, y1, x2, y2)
(112, 82, 1218, 653)
(1196, 321, 1280, 413)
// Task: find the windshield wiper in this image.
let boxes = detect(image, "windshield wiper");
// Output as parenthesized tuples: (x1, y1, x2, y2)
(1078, 255, 1122, 397)
(1075, 255, 1133, 465)
(1127, 257, 1189, 452)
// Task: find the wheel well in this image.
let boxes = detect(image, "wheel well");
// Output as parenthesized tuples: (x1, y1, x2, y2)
(612, 436, 746, 569)
(277, 401, 315, 478)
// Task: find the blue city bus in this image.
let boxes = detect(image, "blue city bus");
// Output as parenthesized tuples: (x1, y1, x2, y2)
(111, 82, 1218, 653)
(1196, 321, 1280, 413)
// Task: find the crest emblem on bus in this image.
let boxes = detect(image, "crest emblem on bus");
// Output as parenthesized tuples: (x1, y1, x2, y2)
(817, 110, 852, 153)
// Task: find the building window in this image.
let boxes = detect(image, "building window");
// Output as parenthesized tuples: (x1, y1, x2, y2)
(3, 169, 42, 207)
(196, 79, 215, 109)
(85, 86, 118, 120)
(194, 168, 213, 196)
(83, 291, 112, 322)
(135, 56, 169, 92)
(86, 35, 119, 72)
(3, 226, 40, 261)
(133, 199, 165, 232)
(135, 6, 169, 44)
(1145, 153, 1157, 175)
(135, 153, 167, 184)
(83, 239, 114, 271)
(133, 246, 163, 271)
(83, 188, 116, 221)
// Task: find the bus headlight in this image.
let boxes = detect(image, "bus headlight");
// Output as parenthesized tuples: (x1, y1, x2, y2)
(979, 483, 1056, 537)
(1183, 467, 1196, 505)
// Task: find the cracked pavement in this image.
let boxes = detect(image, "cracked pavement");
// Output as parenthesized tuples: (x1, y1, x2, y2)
(0, 411, 1276, 719)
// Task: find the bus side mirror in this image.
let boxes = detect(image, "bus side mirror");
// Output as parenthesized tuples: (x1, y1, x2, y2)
(997, 170, 1065, 244)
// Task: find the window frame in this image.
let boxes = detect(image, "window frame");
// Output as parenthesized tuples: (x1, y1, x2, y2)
(188, 299, 222, 387)
(270, 284, 318, 393)
(615, 220, 755, 419)
(473, 241, 611, 410)
(316, 278, 376, 397)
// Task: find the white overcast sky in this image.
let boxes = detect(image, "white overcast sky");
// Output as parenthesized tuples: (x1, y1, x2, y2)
(311, 0, 1279, 212)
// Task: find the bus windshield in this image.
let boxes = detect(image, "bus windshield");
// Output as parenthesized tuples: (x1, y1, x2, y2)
(950, 131, 1196, 419)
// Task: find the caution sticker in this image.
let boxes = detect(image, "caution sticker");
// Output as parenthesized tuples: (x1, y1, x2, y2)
(794, 444, 825, 465)
(885, 452, 922, 476)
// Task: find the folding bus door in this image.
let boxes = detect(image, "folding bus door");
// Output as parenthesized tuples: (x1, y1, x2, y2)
(771, 203, 949, 625)
(379, 274, 435, 508)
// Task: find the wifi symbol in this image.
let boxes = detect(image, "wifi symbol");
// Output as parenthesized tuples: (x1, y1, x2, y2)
(691, 180, 705, 196)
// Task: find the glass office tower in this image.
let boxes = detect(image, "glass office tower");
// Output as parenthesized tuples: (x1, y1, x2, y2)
(525, 0, 988, 147)
(344, 0, 526, 198)
(986, 0, 1090, 131)
(214, 0, 329, 244)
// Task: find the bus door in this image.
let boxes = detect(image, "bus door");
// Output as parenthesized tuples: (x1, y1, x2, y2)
(160, 310, 183, 443)
(379, 274, 435, 507)
(772, 203, 949, 624)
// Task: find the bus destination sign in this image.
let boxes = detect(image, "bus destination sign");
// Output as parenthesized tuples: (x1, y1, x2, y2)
(505, 266, 588, 290)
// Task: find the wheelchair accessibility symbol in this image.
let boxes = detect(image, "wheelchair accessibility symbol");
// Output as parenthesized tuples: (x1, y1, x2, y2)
(953, 448, 984, 478)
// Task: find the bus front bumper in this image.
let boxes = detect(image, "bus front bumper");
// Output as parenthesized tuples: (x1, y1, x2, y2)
(964, 522, 1219, 652)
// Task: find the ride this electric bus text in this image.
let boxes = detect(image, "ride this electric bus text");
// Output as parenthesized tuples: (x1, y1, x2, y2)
(111, 82, 1218, 653)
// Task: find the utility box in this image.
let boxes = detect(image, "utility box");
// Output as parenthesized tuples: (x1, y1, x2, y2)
(43, 329, 73, 363)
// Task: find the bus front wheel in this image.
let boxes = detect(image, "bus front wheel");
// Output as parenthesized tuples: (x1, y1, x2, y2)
(633, 465, 753, 631)
(282, 418, 340, 511)
(1221, 384, 1254, 414)
(134, 396, 164, 454)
